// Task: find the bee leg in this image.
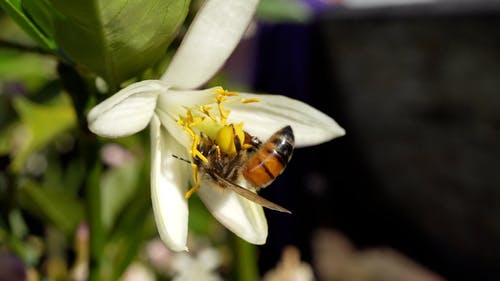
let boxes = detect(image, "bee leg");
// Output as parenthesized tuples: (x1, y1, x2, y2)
(232, 124, 242, 151)
(244, 132, 262, 151)
(215, 145, 221, 160)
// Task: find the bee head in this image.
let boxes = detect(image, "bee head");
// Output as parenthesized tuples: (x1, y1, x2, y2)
(196, 133, 214, 156)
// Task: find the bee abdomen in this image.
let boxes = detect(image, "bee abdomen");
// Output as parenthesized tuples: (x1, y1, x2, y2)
(242, 126, 294, 189)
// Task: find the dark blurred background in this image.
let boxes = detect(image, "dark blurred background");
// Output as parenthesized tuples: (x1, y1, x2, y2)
(252, 1, 500, 281)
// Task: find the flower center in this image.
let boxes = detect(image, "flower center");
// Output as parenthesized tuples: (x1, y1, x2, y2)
(176, 87, 259, 199)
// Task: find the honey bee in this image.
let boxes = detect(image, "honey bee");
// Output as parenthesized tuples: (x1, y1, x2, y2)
(194, 126, 294, 213)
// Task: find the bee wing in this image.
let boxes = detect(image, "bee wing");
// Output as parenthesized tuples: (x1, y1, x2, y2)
(212, 173, 291, 214)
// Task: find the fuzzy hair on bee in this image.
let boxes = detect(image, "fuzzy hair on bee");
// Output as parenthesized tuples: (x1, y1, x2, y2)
(193, 125, 294, 213)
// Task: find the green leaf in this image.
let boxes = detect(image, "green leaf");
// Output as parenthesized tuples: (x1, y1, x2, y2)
(22, 0, 56, 39)
(0, 123, 16, 155)
(0, 0, 57, 50)
(49, 0, 191, 88)
(10, 93, 77, 172)
(107, 193, 156, 281)
(18, 181, 84, 235)
(0, 49, 57, 92)
(8, 209, 28, 238)
(43, 154, 86, 196)
(96, 165, 155, 281)
(257, 0, 312, 23)
(100, 161, 141, 232)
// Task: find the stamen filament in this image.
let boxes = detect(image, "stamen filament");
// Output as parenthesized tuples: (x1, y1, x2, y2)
(191, 134, 208, 163)
(199, 105, 218, 122)
(191, 163, 199, 182)
(185, 183, 200, 199)
(217, 102, 230, 125)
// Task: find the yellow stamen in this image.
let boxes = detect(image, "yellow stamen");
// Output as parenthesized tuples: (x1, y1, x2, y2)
(215, 95, 227, 106)
(214, 95, 229, 124)
(177, 87, 259, 199)
(186, 111, 204, 127)
(185, 125, 195, 138)
(218, 105, 230, 125)
(216, 87, 238, 97)
(241, 98, 260, 103)
(185, 183, 200, 199)
(191, 163, 199, 183)
(199, 105, 217, 122)
(191, 134, 208, 163)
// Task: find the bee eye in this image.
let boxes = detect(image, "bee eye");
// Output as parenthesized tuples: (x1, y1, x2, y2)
(216, 124, 244, 155)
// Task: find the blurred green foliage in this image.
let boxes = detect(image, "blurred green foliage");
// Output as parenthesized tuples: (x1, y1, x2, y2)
(0, 0, 313, 280)
(257, 0, 312, 23)
(0, 1, 234, 278)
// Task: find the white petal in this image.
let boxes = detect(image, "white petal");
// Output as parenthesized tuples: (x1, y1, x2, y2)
(157, 88, 218, 117)
(162, 0, 259, 89)
(228, 94, 345, 147)
(87, 80, 170, 138)
(156, 87, 219, 146)
(150, 115, 190, 251)
(197, 180, 267, 244)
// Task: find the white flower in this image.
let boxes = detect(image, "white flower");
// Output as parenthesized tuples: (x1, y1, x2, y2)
(120, 263, 155, 281)
(170, 248, 223, 281)
(262, 246, 314, 281)
(87, 0, 345, 252)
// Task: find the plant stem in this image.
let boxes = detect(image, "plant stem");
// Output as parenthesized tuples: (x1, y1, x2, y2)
(87, 162, 104, 281)
(0, 39, 53, 56)
(234, 236, 260, 281)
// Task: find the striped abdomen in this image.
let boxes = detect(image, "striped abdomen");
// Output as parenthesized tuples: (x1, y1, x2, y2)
(241, 126, 294, 189)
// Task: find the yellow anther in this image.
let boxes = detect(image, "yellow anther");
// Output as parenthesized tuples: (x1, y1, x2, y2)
(185, 111, 203, 127)
(177, 87, 259, 200)
(185, 183, 200, 199)
(241, 98, 260, 104)
(216, 87, 239, 97)
(215, 95, 227, 104)
(185, 110, 193, 123)
(199, 105, 218, 122)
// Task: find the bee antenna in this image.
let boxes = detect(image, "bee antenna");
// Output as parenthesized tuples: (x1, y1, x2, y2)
(171, 154, 192, 164)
